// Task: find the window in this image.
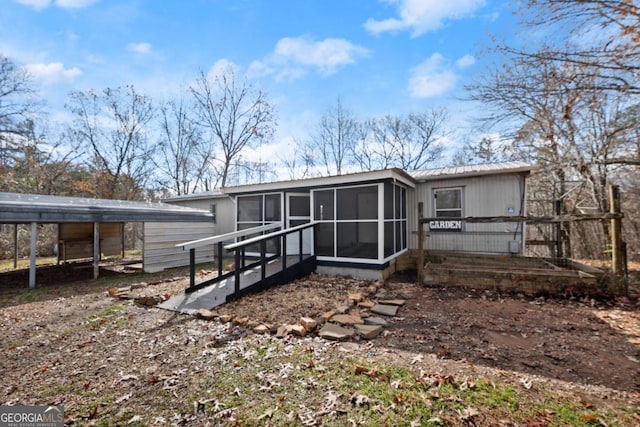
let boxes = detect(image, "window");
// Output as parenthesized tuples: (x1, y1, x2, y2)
(313, 185, 379, 260)
(237, 193, 282, 253)
(336, 186, 377, 220)
(383, 183, 407, 258)
(314, 190, 334, 220)
(434, 188, 462, 218)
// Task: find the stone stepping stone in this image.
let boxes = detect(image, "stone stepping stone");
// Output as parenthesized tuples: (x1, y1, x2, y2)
(319, 323, 355, 341)
(364, 316, 388, 327)
(331, 314, 364, 325)
(355, 324, 383, 339)
(378, 299, 406, 306)
(370, 303, 398, 316)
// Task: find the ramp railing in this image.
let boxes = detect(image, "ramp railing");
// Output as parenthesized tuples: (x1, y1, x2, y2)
(177, 222, 317, 299)
(177, 223, 282, 290)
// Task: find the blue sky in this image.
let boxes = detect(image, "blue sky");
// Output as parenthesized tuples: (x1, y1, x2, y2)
(1, 0, 518, 164)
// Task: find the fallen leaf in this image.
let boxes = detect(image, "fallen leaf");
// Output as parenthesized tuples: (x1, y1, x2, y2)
(127, 415, 142, 424)
(410, 354, 424, 364)
(116, 392, 132, 404)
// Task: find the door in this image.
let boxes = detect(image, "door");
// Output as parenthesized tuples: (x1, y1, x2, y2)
(286, 193, 311, 255)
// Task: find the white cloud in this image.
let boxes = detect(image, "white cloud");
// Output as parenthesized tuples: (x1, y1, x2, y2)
(408, 53, 457, 98)
(15, 0, 50, 10)
(25, 62, 82, 83)
(248, 36, 370, 80)
(365, 0, 486, 37)
(15, 0, 99, 9)
(455, 54, 475, 68)
(207, 58, 240, 80)
(54, 0, 99, 8)
(127, 42, 152, 54)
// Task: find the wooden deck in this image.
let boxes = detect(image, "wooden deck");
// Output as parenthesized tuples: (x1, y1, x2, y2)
(158, 255, 314, 314)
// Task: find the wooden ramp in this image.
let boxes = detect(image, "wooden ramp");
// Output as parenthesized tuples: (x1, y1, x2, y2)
(159, 255, 315, 314)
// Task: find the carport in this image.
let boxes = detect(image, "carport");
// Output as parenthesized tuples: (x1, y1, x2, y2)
(0, 192, 213, 288)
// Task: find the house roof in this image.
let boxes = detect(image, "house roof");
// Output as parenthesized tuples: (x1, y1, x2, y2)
(408, 161, 535, 182)
(162, 169, 414, 203)
(221, 168, 417, 195)
(162, 189, 228, 203)
(163, 162, 536, 202)
(0, 192, 214, 223)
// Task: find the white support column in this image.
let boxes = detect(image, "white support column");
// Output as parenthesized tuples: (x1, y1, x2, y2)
(93, 222, 100, 280)
(29, 222, 37, 289)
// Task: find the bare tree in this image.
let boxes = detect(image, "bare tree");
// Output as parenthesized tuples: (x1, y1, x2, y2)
(278, 138, 317, 180)
(154, 97, 206, 195)
(311, 98, 359, 176)
(467, 44, 639, 257)
(507, 0, 640, 95)
(190, 68, 275, 188)
(0, 55, 39, 169)
(354, 109, 447, 171)
(66, 85, 155, 200)
(353, 117, 402, 171)
(399, 110, 447, 170)
(451, 136, 507, 166)
(7, 119, 83, 194)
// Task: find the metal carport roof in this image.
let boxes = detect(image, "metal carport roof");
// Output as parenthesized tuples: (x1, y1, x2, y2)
(0, 192, 213, 288)
(0, 192, 214, 223)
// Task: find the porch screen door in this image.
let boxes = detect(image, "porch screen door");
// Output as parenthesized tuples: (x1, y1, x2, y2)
(286, 194, 311, 255)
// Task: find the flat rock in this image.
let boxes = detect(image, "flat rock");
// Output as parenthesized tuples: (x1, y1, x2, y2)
(196, 308, 216, 320)
(331, 314, 364, 325)
(358, 300, 376, 309)
(364, 316, 388, 327)
(348, 292, 364, 303)
(378, 299, 406, 306)
(219, 314, 233, 323)
(335, 303, 351, 314)
(290, 324, 307, 337)
(319, 323, 355, 341)
(134, 295, 162, 307)
(321, 310, 336, 321)
(253, 324, 269, 334)
(371, 304, 398, 316)
(355, 324, 383, 339)
(300, 317, 318, 332)
(275, 325, 288, 338)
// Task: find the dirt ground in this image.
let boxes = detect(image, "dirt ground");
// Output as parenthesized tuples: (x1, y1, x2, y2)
(1, 262, 639, 424)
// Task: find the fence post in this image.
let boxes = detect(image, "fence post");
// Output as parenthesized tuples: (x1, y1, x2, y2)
(417, 202, 424, 285)
(609, 184, 624, 295)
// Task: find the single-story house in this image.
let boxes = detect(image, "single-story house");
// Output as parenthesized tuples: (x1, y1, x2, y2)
(162, 161, 534, 280)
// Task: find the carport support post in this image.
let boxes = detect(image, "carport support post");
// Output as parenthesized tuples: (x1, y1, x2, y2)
(13, 224, 18, 269)
(29, 222, 37, 289)
(93, 222, 100, 280)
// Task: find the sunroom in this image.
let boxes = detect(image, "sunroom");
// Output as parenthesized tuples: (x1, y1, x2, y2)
(225, 169, 415, 279)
